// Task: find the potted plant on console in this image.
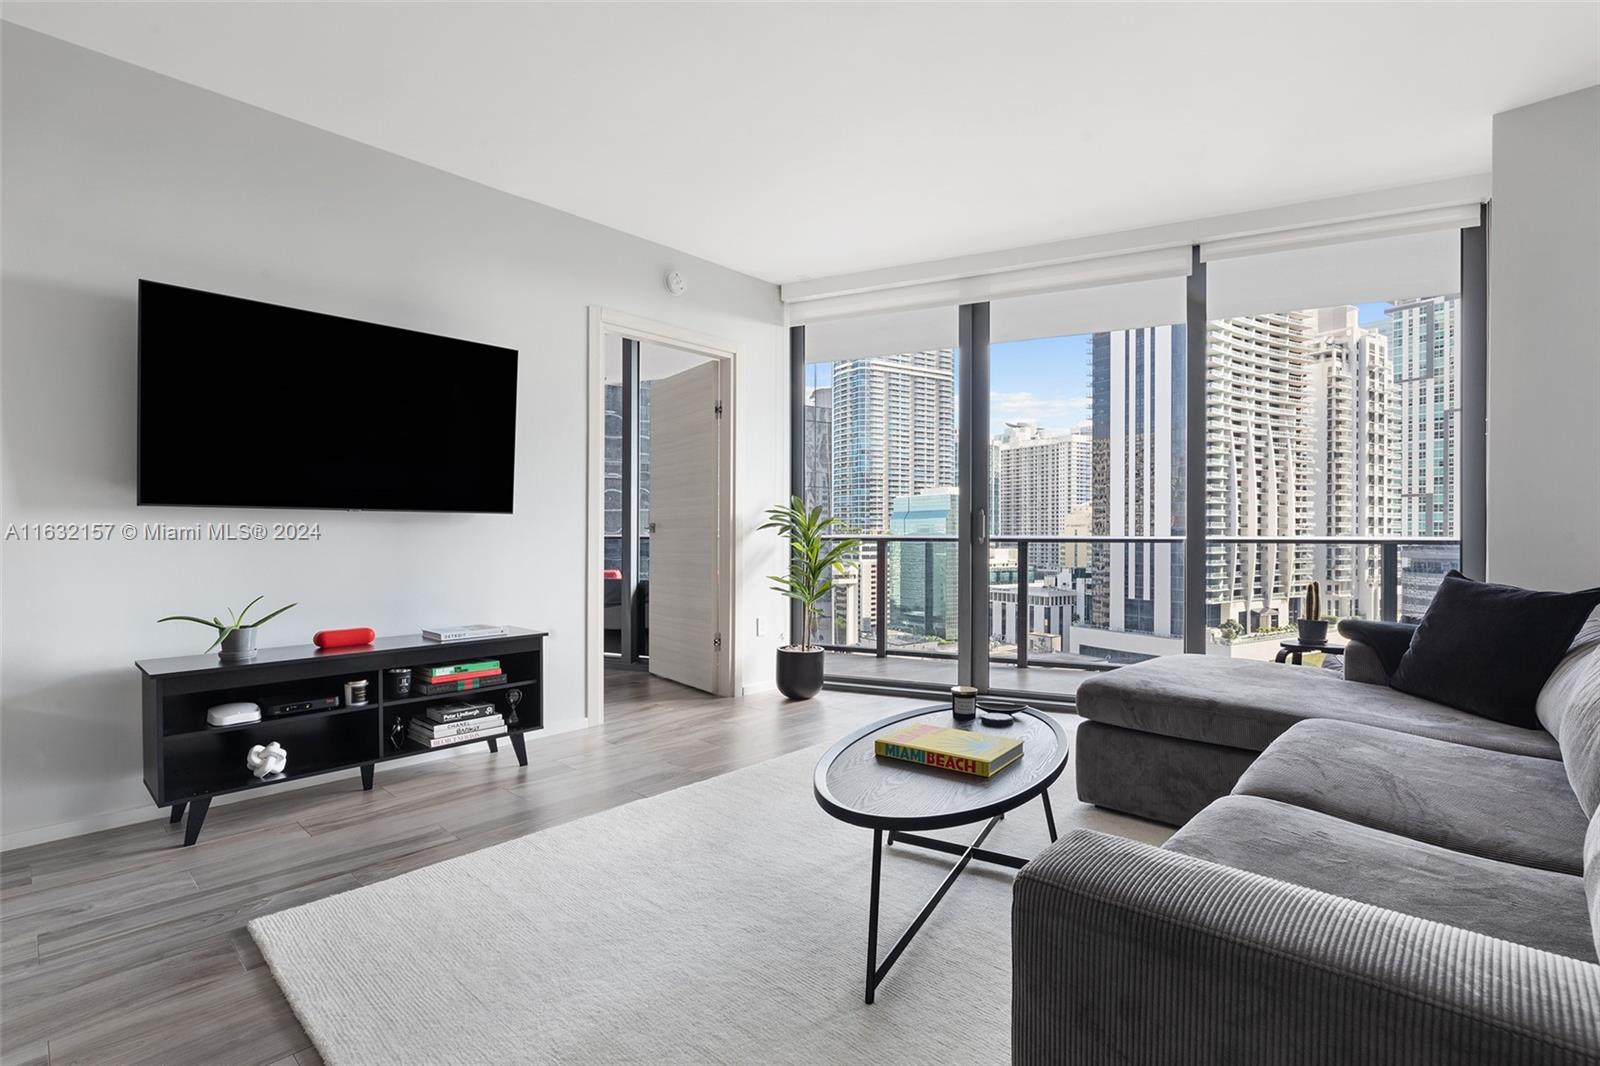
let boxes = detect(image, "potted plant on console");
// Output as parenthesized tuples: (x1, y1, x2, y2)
(157, 596, 296, 662)
(1296, 580, 1328, 646)
(762, 496, 857, 700)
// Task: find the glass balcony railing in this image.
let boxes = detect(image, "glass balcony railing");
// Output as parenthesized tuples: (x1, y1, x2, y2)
(814, 533, 1459, 689)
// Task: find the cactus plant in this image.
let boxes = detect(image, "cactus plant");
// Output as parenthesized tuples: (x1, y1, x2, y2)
(1304, 580, 1321, 622)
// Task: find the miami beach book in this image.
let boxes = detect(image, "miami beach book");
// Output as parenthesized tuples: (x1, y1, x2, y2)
(874, 722, 1024, 778)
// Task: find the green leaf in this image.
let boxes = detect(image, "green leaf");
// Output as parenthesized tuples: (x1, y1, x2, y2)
(234, 595, 265, 626)
(244, 602, 296, 629)
(157, 615, 224, 629)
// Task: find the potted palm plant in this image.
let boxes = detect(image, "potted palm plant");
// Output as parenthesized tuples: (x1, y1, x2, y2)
(761, 497, 858, 700)
(1296, 580, 1329, 645)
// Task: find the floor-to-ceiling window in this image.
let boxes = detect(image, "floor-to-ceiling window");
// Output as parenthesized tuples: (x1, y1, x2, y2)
(982, 275, 1190, 700)
(798, 306, 962, 687)
(1200, 221, 1472, 661)
(789, 208, 1483, 703)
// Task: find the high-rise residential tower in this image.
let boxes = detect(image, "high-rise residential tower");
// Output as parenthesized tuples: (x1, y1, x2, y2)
(1388, 296, 1461, 539)
(1306, 307, 1393, 620)
(1387, 296, 1462, 620)
(992, 419, 1092, 571)
(1205, 312, 1316, 631)
(829, 350, 957, 534)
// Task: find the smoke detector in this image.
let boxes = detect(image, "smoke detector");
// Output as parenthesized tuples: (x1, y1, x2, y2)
(665, 270, 688, 296)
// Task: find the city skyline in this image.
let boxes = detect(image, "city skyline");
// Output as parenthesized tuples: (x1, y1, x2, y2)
(801, 295, 1462, 660)
(804, 300, 1393, 436)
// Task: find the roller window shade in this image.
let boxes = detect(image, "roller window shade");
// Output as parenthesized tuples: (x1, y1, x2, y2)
(990, 275, 1189, 344)
(790, 247, 1191, 330)
(801, 306, 958, 365)
(1203, 213, 1470, 321)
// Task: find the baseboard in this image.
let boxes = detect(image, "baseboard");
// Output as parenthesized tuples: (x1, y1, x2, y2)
(0, 717, 591, 853)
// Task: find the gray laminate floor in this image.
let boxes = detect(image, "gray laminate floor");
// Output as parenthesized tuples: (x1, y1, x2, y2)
(0, 675, 926, 1065)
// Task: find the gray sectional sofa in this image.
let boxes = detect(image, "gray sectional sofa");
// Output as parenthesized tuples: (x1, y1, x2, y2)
(1013, 616, 1600, 1064)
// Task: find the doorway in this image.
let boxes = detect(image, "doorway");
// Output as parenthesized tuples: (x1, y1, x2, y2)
(587, 309, 737, 722)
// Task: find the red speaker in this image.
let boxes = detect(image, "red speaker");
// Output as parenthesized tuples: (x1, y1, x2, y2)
(313, 627, 376, 649)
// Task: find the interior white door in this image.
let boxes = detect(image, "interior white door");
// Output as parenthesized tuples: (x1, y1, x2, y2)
(645, 359, 722, 693)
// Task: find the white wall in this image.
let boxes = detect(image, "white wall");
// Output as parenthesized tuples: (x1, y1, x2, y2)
(0, 26, 788, 847)
(1486, 85, 1600, 591)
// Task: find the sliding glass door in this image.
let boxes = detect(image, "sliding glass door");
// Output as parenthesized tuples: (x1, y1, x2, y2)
(798, 307, 962, 688)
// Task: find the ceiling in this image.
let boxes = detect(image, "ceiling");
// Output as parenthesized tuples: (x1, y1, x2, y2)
(5, 2, 1597, 285)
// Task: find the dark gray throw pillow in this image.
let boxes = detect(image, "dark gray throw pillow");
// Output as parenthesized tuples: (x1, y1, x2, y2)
(1390, 571, 1600, 728)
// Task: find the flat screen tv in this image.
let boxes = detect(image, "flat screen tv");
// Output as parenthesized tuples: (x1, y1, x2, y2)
(138, 280, 518, 513)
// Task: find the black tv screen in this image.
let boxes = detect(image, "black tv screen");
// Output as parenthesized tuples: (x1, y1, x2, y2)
(138, 281, 517, 513)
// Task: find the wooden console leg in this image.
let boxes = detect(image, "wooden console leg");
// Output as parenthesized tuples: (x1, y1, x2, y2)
(509, 731, 528, 768)
(183, 797, 211, 847)
(486, 737, 499, 753)
(360, 764, 374, 791)
(169, 802, 186, 824)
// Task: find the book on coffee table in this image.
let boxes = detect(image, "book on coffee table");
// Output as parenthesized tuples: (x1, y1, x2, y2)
(874, 722, 1024, 778)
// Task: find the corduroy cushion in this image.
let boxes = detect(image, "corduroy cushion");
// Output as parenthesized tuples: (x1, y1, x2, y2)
(1391, 572, 1600, 728)
(1233, 719, 1588, 874)
(1165, 795, 1596, 961)
(1075, 654, 1561, 759)
(1586, 813, 1600, 964)
(1538, 614, 1600, 816)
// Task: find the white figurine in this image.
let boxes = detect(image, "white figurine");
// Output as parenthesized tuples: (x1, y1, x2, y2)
(246, 742, 288, 779)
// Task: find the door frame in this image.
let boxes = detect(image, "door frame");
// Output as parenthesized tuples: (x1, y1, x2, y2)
(586, 307, 738, 723)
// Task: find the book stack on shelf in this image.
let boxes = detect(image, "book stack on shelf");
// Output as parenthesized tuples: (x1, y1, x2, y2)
(408, 701, 507, 749)
(412, 660, 504, 695)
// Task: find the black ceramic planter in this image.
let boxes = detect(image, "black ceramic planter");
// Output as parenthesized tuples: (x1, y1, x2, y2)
(1296, 619, 1329, 645)
(776, 647, 824, 700)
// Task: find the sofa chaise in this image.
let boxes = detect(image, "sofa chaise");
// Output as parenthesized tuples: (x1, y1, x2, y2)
(1012, 615, 1600, 1063)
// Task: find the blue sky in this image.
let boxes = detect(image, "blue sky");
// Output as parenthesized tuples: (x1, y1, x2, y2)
(806, 301, 1395, 435)
(989, 334, 1093, 433)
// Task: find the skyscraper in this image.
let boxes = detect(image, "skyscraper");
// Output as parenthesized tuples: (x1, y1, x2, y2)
(802, 386, 852, 642)
(1306, 307, 1393, 620)
(1388, 296, 1461, 537)
(992, 419, 1092, 571)
(1086, 325, 1186, 660)
(1388, 295, 1462, 619)
(887, 487, 960, 642)
(829, 350, 957, 534)
(802, 386, 832, 514)
(1205, 312, 1316, 631)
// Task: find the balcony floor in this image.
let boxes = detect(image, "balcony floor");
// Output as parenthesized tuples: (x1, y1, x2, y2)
(823, 650, 1091, 700)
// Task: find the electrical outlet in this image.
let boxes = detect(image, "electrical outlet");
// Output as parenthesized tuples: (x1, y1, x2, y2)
(754, 616, 767, 637)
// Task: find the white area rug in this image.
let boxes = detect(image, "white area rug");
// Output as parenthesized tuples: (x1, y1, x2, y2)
(252, 739, 1162, 1065)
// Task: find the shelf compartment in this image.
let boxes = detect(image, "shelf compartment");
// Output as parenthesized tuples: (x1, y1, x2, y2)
(160, 670, 380, 738)
(380, 682, 539, 756)
(161, 706, 380, 804)
(383, 678, 532, 708)
(164, 702, 374, 738)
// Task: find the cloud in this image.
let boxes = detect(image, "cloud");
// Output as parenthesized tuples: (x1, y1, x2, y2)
(990, 391, 1089, 429)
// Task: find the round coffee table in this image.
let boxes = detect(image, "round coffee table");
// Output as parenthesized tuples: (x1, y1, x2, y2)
(1275, 640, 1347, 665)
(814, 703, 1069, 1003)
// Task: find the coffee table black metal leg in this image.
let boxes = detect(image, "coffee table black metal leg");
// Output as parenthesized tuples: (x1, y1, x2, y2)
(864, 815, 1002, 1004)
(1042, 788, 1058, 842)
(866, 829, 883, 1004)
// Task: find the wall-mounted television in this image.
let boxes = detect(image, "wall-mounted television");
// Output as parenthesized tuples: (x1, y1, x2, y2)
(138, 280, 518, 513)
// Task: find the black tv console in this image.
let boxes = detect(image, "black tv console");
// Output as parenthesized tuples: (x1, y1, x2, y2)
(137, 628, 545, 846)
